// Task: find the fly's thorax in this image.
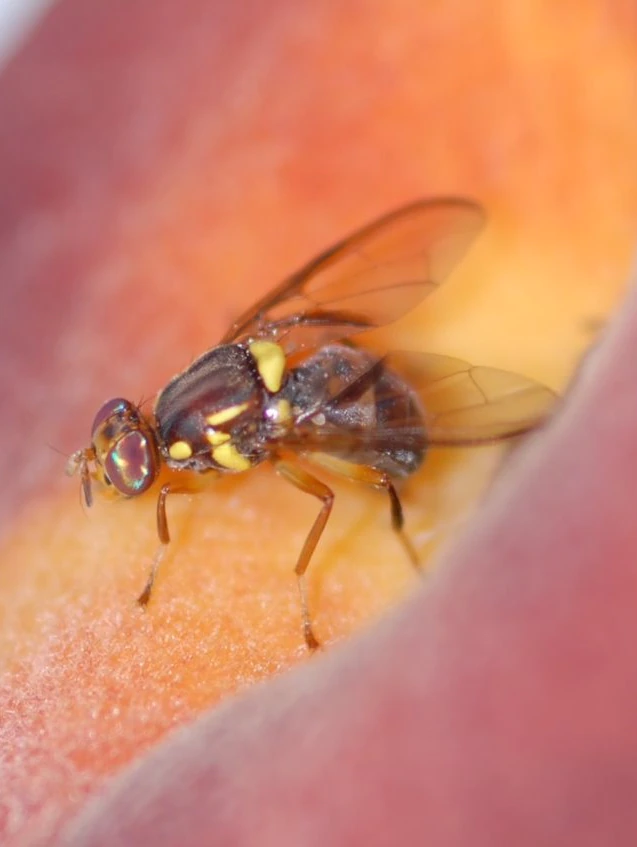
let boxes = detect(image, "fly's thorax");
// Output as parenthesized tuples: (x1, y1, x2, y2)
(154, 341, 291, 474)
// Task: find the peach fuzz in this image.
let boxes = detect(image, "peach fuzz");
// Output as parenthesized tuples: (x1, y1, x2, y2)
(0, 1, 636, 845)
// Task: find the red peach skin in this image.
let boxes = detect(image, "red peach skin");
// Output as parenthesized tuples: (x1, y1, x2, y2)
(1, 0, 637, 845)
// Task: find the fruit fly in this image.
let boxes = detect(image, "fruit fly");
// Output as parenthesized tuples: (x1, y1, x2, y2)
(67, 198, 554, 649)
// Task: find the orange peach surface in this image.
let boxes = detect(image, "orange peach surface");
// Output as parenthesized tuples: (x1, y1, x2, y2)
(1, 0, 637, 845)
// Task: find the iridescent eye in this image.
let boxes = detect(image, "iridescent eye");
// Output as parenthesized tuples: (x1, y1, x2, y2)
(104, 430, 157, 496)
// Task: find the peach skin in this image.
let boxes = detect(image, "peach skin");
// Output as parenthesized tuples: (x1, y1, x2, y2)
(1, 0, 636, 845)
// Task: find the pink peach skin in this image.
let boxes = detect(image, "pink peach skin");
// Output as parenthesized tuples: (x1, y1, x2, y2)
(1, 0, 637, 845)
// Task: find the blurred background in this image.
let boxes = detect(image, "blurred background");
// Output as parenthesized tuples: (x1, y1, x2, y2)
(0, 0, 54, 65)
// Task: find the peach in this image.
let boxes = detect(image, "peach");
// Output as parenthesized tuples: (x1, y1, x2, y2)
(1, 0, 636, 844)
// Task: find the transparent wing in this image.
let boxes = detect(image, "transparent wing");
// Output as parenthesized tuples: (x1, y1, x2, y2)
(282, 351, 555, 455)
(390, 352, 555, 445)
(221, 198, 484, 353)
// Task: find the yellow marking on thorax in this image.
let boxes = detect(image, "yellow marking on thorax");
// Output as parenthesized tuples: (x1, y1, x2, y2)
(205, 428, 230, 446)
(274, 398, 292, 423)
(249, 341, 286, 393)
(212, 441, 252, 472)
(278, 398, 292, 421)
(168, 440, 193, 461)
(206, 403, 248, 426)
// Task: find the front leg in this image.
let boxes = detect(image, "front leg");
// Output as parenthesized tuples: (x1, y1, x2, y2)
(137, 482, 193, 607)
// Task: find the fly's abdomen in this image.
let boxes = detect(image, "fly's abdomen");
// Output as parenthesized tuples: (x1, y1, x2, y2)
(286, 344, 427, 478)
(367, 366, 427, 476)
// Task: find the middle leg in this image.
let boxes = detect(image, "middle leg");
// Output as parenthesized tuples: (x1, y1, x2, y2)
(305, 453, 420, 571)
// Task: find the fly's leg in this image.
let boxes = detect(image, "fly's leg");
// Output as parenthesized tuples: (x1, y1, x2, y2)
(307, 454, 419, 573)
(274, 459, 334, 651)
(137, 483, 191, 607)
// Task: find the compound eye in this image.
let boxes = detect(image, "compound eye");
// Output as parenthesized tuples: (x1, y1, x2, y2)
(91, 397, 133, 437)
(104, 430, 157, 496)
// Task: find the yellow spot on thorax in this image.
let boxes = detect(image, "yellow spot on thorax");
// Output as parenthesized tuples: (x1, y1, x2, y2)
(275, 398, 291, 422)
(168, 440, 193, 461)
(205, 428, 230, 446)
(206, 403, 248, 426)
(212, 441, 252, 472)
(249, 341, 286, 393)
